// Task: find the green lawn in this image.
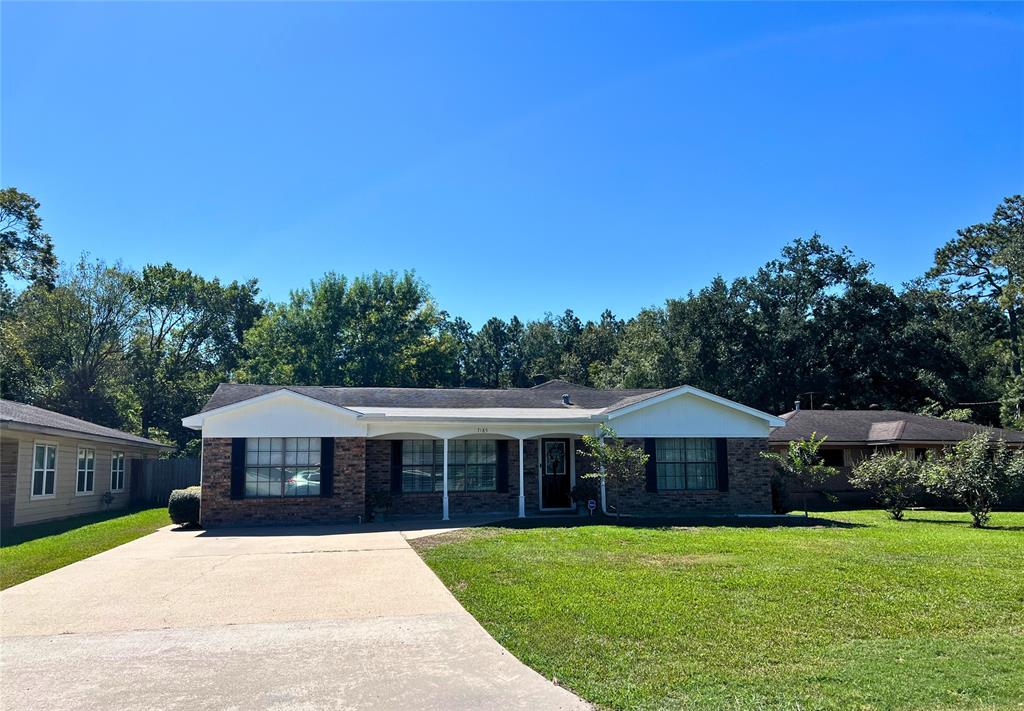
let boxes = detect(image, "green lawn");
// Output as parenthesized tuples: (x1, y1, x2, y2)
(0, 506, 170, 589)
(415, 510, 1024, 711)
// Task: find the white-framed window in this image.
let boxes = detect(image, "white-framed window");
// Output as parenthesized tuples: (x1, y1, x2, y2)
(400, 440, 498, 493)
(31, 442, 57, 499)
(655, 438, 718, 490)
(110, 451, 126, 492)
(245, 437, 321, 498)
(76, 446, 96, 495)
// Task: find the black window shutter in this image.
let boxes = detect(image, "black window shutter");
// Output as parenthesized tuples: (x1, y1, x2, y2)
(320, 437, 335, 498)
(644, 438, 658, 492)
(230, 438, 246, 500)
(496, 440, 509, 493)
(390, 440, 403, 494)
(716, 438, 730, 492)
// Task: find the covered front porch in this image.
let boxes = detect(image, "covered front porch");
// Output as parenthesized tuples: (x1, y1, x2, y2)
(363, 421, 603, 520)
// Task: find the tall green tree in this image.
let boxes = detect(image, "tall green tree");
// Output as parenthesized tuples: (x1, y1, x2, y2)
(0, 188, 57, 297)
(14, 258, 137, 427)
(928, 195, 1023, 380)
(129, 263, 260, 443)
(467, 317, 511, 387)
(238, 270, 447, 389)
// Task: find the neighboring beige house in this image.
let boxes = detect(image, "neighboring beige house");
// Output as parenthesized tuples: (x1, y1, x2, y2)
(1, 399, 170, 528)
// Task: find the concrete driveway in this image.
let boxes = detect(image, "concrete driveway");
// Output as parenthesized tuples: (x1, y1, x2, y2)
(0, 521, 588, 710)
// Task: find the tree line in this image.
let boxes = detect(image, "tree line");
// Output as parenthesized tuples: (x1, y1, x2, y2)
(1, 187, 1021, 454)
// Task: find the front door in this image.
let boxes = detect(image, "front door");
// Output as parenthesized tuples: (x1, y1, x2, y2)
(541, 439, 572, 509)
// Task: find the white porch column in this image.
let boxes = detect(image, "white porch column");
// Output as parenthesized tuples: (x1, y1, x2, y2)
(517, 438, 526, 518)
(442, 437, 450, 521)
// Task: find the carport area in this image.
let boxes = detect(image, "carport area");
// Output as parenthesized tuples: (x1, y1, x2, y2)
(0, 520, 588, 710)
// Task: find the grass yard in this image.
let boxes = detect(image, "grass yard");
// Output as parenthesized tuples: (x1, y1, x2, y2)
(0, 507, 170, 589)
(415, 510, 1024, 711)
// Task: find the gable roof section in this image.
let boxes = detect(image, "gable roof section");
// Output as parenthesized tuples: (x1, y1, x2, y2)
(0, 399, 170, 448)
(199, 382, 667, 413)
(770, 409, 1024, 444)
(605, 385, 786, 426)
(189, 382, 784, 428)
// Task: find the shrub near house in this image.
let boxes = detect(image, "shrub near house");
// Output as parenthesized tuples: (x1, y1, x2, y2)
(168, 486, 201, 527)
(923, 433, 1024, 527)
(849, 451, 923, 520)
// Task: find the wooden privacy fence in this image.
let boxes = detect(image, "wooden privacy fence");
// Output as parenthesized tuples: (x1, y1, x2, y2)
(132, 458, 201, 506)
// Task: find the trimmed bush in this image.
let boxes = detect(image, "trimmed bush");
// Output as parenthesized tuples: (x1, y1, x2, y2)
(168, 486, 201, 527)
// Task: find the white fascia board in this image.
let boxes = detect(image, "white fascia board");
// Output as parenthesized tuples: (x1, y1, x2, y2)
(181, 388, 364, 430)
(353, 407, 605, 423)
(606, 385, 787, 427)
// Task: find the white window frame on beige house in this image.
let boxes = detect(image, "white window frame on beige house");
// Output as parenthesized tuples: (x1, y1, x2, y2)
(31, 440, 58, 500)
(110, 450, 126, 492)
(76, 445, 96, 496)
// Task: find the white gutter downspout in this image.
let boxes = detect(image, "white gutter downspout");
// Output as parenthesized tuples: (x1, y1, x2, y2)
(598, 429, 609, 515)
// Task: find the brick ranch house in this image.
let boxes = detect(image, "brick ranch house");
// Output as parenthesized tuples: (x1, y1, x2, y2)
(768, 407, 1024, 506)
(182, 380, 786, 527)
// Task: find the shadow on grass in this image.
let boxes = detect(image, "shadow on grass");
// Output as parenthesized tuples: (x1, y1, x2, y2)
(194, 512, 868, 539)
(193, 513, 510, 538)
(1, 506, 162, 547)
(483, 513, 867, 530)
(901, 517, 1024, 531)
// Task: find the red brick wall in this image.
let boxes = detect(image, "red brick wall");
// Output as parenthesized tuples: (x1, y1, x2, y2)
(608, 437, 772, 515)
(200, 438, 366, 527)
(365, 438, 545, 517)
(200, 436, 772, 525)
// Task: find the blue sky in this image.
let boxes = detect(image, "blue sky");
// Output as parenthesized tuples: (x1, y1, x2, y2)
(3, 2, 1022, 326)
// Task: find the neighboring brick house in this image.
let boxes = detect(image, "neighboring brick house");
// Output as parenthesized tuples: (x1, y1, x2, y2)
(182, 380, 784, 527)
(768, 407, 1024, 506)
(0, 399, 170, 528)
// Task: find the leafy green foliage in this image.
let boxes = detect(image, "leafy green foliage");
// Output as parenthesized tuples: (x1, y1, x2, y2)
(167, 486, 201, 526)
(848, 450, 923, 519)
(576, 424, 649, 516)
(761, 433, 838, 516)
(1, 188, 1021, 453)
(922, 433, 1024, 527)
(236, 271, 447, 387)
(128, 263, 261, 443)
(0, 187, 57, 295)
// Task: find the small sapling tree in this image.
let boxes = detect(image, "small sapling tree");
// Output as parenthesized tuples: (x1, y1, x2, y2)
(761, 433, 838, 517)
(576, 424, 648, 519)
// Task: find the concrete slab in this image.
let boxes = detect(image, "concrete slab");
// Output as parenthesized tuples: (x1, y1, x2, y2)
(0, 523, 588, 710)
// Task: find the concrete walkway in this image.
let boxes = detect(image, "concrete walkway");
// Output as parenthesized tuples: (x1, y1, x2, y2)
(0, 519, 588, 710)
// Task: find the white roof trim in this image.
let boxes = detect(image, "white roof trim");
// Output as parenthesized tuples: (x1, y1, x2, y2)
(181, 388, 364, 430)
(184, 384, 786, 431)
(353, 407, 604, 422)
(605, 385, 787, 427)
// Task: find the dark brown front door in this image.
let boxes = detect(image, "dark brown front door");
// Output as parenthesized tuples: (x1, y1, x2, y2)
(541, 439, 572, 509)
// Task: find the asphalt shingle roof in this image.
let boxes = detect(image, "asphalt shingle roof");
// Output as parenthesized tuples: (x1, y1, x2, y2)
(200, 380, 670, 414)
(0, 399, 169, 448)
(769, 409, 1024, 444)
